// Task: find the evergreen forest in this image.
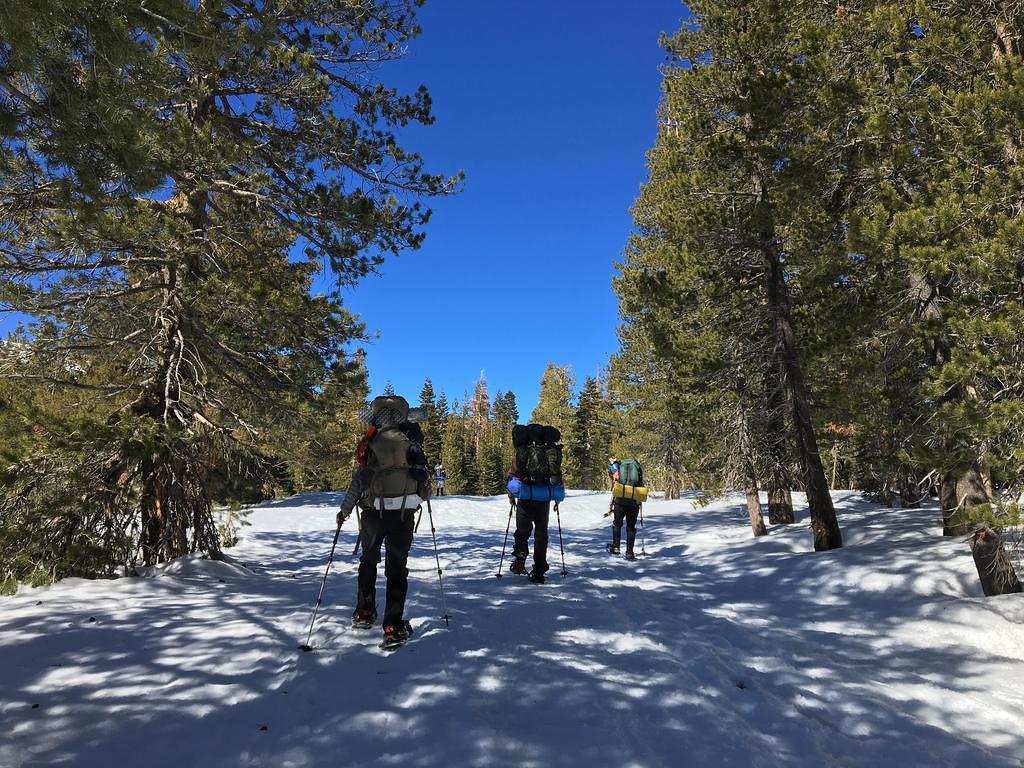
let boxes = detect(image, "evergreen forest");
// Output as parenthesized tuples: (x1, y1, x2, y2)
(3, 0, 1024, 596)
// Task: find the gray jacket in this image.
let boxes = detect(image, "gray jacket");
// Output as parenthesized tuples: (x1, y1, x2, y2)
(338, 470, 362, 522)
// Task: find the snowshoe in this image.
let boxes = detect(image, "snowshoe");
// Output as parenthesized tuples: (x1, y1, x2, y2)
(528, 569, 546, 584)
(624, 552, 637, 561)
(351, 608, 376, 630)
(379, 621, 413, 651)
(509, 558, 527, 575)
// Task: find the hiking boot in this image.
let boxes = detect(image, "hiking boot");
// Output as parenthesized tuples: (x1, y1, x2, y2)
(510, 558, 526, 575)
(528, 569, 546, 584)
(352, 608, 376, 628)
(624, 552, 637, 561)
(381, 621, 413, 647)
(607, 544, 621, 555)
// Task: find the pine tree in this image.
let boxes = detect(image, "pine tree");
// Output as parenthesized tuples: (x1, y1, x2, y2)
(574, 376, 613, 490)
(277, 352, 370, 493)
(618, 0, 845, 548)
(833, 2, 1024, 535)
(441, 412, 477, 495)
(469, 374, 491, 456)
(476, 422, 508, 495)
(494, 390, 520, 428)
(493, 389, 519, 473)
(0, 0, 456, 572)
(531, 363, 580, 486)
(436, 392, 451, 424)
(419, 378, 443, 467)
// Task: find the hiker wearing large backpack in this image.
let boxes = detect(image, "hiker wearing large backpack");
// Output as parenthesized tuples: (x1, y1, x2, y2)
(607, 458, 647, 561)
(506, 423, 566, 584)
(336, 395, 431, 646)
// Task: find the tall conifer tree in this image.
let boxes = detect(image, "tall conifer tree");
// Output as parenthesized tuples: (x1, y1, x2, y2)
(419, 378, 443, 467)
(620, 0, 844, 548)
(0, 0, 456, 572)
(531, 363, 580, 486)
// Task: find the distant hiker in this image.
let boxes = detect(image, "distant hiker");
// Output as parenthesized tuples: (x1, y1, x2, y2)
(336, 395, 430, 647)
(434, 463, 446, 496)
(506, 423, 566, 584)
(607, 458, 648, 561)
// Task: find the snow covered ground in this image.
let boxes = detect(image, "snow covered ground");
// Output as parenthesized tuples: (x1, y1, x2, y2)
(2, 490, 1023, 767)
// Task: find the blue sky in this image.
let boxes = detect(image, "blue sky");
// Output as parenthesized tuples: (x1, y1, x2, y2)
(340, 1, 686, 416)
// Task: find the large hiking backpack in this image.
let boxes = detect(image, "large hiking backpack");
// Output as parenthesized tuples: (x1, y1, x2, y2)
(512, 423, 563, 486)
(359, 422, 429, 511)
(619, 459, 642, 487)
(612, 458, 647, 503)
(510, 423, 564, 502)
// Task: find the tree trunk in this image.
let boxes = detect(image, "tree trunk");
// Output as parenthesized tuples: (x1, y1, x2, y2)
(140, 453, 164, 565)
(746, 486, 767, 537)
(768, 272, 841, 549)
(131, 131, 212, 562)
(766, 474, 795, 525)
(764, 357, 795, 524)
(754, 174, 842, 550)
(897, 469, 920, 509)
(737, 378, 767, 537)
(970, 527, 1023, 596)
(941, 464, 990, 537)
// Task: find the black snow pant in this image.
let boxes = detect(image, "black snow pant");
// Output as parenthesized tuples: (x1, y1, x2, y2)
(611, 499, 640, 555)
(512, 499, 550, 574)
(356, 507, 415, 627)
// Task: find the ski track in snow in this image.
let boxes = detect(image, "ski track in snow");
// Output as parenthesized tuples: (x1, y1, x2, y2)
(2, 490, 1023, 767)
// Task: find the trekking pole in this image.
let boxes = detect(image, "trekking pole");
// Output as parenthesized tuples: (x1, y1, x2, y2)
(639, 503, 646, 556)
(299, 519, 343, 652)
(555, 502, 568, 576)
(424, 498, 451, 626)
(495, 500, 516, 578)
(350, 509, 362, 556)
(414, 505, 423, 534)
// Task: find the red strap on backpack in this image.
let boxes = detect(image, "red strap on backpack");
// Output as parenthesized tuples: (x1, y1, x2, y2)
(356, 426, 377, 468)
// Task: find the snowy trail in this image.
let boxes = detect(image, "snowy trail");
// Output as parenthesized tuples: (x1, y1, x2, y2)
(2, 491, 1024, 767)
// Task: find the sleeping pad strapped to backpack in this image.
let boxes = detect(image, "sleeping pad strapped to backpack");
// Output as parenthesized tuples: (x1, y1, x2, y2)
(612, 458, 648, 503)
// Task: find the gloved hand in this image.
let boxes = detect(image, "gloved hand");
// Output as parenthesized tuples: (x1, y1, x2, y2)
(336, 510, 349, 527)
(506, 476, 521, 498)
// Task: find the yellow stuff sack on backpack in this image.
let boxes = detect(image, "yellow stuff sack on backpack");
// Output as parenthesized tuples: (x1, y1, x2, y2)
(612, 482, 648, 502)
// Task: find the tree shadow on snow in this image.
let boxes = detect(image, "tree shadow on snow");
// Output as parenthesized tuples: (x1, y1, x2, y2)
(0, 492, 1021, 768)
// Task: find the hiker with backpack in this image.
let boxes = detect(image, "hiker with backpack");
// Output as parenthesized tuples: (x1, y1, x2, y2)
(336, 395, 431, 647)
(606, 458, 648, 561)
(434, 463, 446, 496)
(506, 423, 566, 583)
